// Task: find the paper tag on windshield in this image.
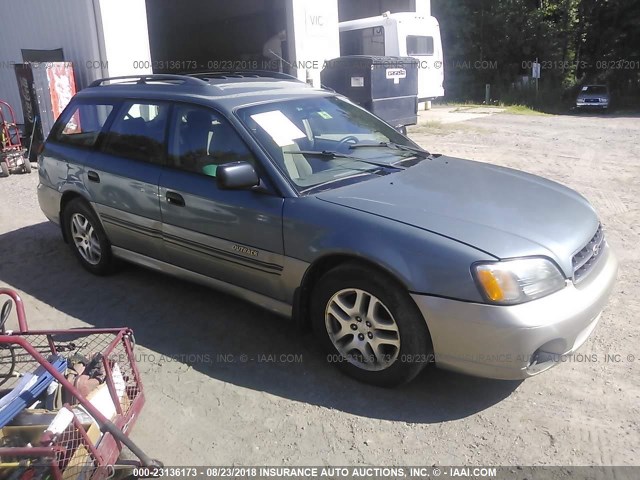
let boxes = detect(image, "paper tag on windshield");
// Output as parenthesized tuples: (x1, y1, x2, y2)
(251, 111, 306, 147)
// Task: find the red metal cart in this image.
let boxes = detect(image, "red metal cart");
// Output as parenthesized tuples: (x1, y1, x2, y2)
(0, 101, 31, 177)
(0, 288, 160, 479)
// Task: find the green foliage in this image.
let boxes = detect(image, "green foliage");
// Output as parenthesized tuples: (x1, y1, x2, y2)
(501, 104, 549, 115)
(432, 0, 640, 106)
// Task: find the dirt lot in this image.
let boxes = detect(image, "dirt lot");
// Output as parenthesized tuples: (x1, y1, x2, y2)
(0, 108, 638, 467)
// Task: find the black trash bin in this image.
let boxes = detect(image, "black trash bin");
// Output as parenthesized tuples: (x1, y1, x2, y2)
(321, 56, 419, 130)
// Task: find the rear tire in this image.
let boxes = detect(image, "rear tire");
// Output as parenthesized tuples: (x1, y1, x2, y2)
(63, 198, 117, 275)
(311, 263, 432, 387)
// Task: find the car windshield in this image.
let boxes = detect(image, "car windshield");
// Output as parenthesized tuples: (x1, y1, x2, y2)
(583, 85, 608, 94)
(236, 96, 425, 192)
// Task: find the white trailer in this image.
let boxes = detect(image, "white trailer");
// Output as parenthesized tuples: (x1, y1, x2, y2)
(339, 11, 444, 101)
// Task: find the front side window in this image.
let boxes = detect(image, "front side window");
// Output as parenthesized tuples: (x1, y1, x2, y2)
(54, 102, 114, 148)
(102, 102, 169, 164)
(169, 105, 256, 177)
(340, 27, 386, 56)
(407, 35, 434, 56)
(237, 96, 422, 192)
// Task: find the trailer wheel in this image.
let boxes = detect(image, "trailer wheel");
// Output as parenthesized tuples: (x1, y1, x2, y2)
(0, 161, 9, 178)
(23, 157, 31, 174)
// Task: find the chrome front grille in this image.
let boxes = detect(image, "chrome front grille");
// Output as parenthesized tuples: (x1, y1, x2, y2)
(572, 224, 605, 283)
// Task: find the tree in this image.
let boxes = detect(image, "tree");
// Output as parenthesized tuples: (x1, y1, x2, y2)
(432, 0, 640, 106)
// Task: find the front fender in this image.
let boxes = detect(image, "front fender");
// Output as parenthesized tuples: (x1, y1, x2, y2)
(283, 197, 496, 302)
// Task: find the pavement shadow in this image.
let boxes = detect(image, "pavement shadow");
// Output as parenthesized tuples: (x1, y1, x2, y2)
(0, 222, 521, 424)
(545, 107, 640, 118)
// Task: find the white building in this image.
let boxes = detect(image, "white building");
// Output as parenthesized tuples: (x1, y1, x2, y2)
(0, 0, 430, 123)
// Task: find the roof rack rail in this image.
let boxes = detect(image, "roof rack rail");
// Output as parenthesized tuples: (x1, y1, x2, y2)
(88, 74, 209, 88)
(188, 70, 305, 83)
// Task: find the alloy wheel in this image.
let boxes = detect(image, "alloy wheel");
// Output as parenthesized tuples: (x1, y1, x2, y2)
(325, 288, 401, 371)
(70, 213, 102, 265)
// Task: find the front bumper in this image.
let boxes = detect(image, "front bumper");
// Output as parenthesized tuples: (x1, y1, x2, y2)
(411, 245, 618, 380)
(576, 101, 609, 108)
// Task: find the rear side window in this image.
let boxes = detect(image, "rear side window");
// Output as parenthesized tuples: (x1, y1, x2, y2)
(407, 35, 434, 56)
(102, 102, 170, 164)
(54, 103, 114, 148)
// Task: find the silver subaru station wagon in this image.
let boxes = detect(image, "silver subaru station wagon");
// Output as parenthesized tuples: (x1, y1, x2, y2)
(37, 74, 618, 387)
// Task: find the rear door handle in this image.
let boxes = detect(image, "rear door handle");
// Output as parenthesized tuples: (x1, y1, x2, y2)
(87, 171, 100, 183)
(166, 191, 185, 207)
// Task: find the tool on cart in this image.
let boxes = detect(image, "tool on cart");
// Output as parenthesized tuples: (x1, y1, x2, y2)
(0, 101, 31, 177)
(0, 288, 161, 479)
(0, 356, 67, 428)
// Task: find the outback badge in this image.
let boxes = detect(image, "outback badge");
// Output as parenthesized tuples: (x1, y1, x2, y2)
(232, 244, 259, 257)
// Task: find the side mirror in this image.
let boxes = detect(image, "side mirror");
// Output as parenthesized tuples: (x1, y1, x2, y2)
(216, 161, 260, 190)
(395, 125, 408, 136)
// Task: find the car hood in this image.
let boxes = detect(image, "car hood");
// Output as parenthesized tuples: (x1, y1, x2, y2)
(316, 156, 599, 277)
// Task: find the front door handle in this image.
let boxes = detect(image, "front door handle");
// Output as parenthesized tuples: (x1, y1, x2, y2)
(87, 171, 100, 183)
(166, 191, 185, 207)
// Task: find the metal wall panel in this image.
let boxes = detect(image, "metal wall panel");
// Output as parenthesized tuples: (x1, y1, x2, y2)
(0, 0, 103, 123)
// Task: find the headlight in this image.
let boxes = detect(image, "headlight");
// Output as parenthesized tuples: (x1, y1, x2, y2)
(473, 258, 566, 305)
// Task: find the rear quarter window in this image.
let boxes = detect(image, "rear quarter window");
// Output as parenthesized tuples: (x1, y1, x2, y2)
(53, 102, 114, 148)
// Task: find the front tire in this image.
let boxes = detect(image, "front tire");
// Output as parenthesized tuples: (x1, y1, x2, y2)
(63, 198, 117, 275)
(311, 263, 432, 387)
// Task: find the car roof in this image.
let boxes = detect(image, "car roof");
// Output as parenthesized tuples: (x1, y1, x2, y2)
(76, 74, 334, 111)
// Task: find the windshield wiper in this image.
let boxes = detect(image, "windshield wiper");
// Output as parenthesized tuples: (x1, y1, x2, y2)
(349, 142, 431, 158)
(284, 150, 406, 170)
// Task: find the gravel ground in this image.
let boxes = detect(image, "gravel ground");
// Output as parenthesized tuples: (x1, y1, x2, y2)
(0, 108, 638, 467)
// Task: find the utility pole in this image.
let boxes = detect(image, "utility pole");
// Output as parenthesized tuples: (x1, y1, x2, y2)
(532, 58, 541, 102)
